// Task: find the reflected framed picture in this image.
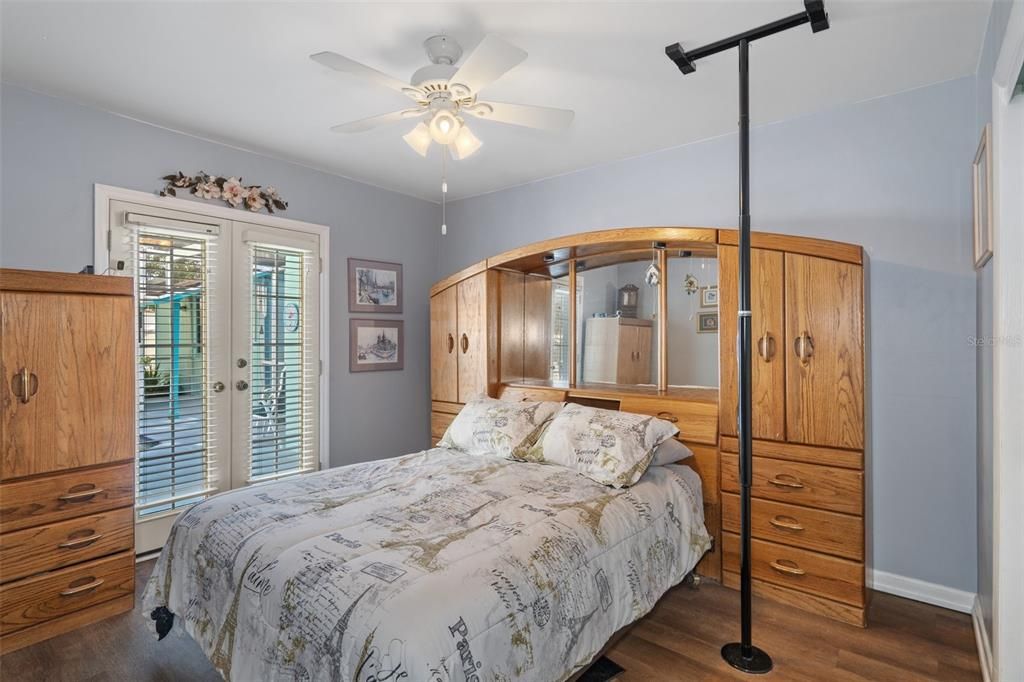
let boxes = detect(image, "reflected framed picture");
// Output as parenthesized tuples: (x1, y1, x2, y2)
(349, 319, 403, 372)
(972, 124, 993, 269)
(349, 258, 403, 313)
(697, 312, 719, 334)
(700, 286, 719, 308)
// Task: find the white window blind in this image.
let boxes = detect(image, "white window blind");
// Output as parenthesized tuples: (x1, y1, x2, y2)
(245, 242, 318, 482)
(124, 225, 219, 514)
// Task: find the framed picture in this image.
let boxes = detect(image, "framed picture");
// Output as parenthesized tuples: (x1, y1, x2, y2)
(349, 258, 402, 313)
(697, 312, 719, 334)
(350, 319, 403, 372)
(700, 286, 719, 308)
(973, 124, 993, 269)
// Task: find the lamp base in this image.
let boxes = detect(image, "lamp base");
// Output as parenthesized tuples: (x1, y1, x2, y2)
(721, 643, 773, 674)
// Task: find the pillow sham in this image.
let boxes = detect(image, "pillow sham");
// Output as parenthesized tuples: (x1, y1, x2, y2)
(521, 403, 679, 487)
(650, 437, 694, 466)
(438, 396, 562, 458)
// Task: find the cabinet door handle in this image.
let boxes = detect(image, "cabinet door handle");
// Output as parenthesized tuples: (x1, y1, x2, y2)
(656, 411, 679, 423)
(446, 333, 455, 354)
(757, 332, 775, 362)
(58, 487, 104, 502)
(12, 367, 39, 404)
(460, 333, 469, 354)
(769, 515, 804, 531)
(769, 560, 806, 576)
(767, 475, 804, 489)
(60, 577, 105, 596)
(58, 532, 105, 549)
(794, 331, 814, 365)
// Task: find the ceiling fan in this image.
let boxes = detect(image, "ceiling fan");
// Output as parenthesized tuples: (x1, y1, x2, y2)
(310, 34, 574, 160)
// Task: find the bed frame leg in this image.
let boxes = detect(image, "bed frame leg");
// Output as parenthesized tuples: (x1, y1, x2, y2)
(683, 571, 701, 590)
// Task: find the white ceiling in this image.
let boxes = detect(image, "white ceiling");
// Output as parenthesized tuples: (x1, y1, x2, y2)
(1, 1, 992, 201)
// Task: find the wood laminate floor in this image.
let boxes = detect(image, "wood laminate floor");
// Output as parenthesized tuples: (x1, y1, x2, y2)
(0, 560, 981, 681)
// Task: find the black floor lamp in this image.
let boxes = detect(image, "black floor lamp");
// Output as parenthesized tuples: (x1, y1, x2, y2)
(665, 1, 830, 674)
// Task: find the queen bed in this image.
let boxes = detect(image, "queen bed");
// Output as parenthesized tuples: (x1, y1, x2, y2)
(143, 401, 711, 681)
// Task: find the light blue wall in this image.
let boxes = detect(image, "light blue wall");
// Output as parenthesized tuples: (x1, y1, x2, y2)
(0, 83, 438, 469)
(973, 0, 1014, 646)
(441, 76, 979, 592)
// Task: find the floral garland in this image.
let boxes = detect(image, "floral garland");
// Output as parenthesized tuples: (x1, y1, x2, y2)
(159, 172, 288, 214)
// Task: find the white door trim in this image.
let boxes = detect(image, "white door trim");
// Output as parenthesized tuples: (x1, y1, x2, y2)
(94, 184, 331, 472)
(990, 3, 1024, 681)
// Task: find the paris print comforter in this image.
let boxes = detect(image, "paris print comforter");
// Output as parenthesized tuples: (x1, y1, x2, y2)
(143, 448, 711, 681)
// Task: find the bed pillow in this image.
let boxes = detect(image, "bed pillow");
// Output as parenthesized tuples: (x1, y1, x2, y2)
(521, 403, 679, 487)
(438, 396, 563, 458)
(650, 437, 694, 466)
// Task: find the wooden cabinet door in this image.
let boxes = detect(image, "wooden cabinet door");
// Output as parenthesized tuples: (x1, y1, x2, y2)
(719, 246, 786, 440)
(456, 272, 495, 402)
(615, 324, 637, 383)
(1, 292, 133, 480)
(634, 324, 653, 384)
(785, 254, 864, 449)
(429, 286, 458, 403)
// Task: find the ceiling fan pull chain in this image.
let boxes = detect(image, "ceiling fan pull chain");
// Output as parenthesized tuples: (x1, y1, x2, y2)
(441, 147, 448, 236)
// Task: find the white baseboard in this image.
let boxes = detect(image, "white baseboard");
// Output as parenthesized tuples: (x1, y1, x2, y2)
(867, 569, 975, 613)
(972, 596, 994, 682)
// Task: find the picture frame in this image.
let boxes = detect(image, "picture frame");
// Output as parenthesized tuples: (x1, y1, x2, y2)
(972, 124, 993, 269)
(349, 258, 403, 313)
(349, 319, 404, 372)
(700, 286, 719, 308)
(697, 312, 719, 334)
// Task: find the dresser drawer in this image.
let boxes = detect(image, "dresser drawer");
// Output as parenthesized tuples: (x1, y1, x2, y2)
(722, 532, 864, 607)
(720, 436, 862, 470)
(722, 493, 863, 561)
(0, 462, 134, 533)
(431, 411, 456, 441)
(0, 507, 134, 583)
(0, 551, 134, 635)
(721, 455, 862, 515)
(618, 396, 717, 445)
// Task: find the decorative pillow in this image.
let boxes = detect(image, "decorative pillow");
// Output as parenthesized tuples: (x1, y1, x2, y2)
(438, 396, 562, 458)
(521, 403, 679, 487)
(650, 437, 694, 466)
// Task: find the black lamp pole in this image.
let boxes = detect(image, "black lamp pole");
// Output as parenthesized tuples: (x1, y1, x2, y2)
(665, 1, 829, 674)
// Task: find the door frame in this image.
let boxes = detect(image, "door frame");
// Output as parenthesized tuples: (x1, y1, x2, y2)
(990, 4, 1024, 681)
(93, 184, 331, 477)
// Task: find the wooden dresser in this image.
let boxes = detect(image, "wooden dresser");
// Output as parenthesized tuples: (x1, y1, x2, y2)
(0, 269, 136, 653)
(718, 236, 866, 626)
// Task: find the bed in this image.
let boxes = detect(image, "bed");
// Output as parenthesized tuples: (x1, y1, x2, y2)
(143, 446, 710, 681)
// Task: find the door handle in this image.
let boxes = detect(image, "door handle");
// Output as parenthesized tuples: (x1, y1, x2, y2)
(12, 367, 39, 404)
(446, 333, 455, 354)
(460, 333, 469, 354)
(236, 380, 249, 391)
(212, 381, 226, 393)
(794, 331, 814, 365)
(757, 332, 775, 362)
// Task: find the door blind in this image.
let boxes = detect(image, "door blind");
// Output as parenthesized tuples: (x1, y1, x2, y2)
(246, 243, 318, 482)
(125, 225, 219, 514)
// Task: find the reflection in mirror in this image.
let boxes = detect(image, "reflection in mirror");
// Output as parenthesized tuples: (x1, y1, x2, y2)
(548, 274, 572, 384)
(666, 254, 719, 387)
(575, 261, 659, 386)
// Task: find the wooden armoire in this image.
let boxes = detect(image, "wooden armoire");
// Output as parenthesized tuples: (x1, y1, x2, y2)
(429, 227, 867, 626)
(0, 269, 136, 652)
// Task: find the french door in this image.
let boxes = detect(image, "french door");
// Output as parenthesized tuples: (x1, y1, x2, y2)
(109, 201, 322, 552)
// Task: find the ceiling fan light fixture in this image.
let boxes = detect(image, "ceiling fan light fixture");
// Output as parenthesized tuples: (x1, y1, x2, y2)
(450, 125, 483, 160)
(429, 111, 461, 144)
(402, 122, 432, 157)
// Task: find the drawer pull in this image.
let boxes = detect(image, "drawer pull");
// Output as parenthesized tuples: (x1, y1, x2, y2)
(58, 487, 105, 502)
(656, 411, 679, 423)
(769, 560, 806, 576)
(58, 532, 105, 549)
(767, 475, 804, 489)
(59, 577, 105, 596)
(769, 515, 804, 531)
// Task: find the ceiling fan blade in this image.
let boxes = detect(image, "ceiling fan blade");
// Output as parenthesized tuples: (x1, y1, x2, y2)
(311, 51, 418, 97)
(448, 35, 527, 95)
(330, 109, 424, 134)
(466, 101, 574, 131)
